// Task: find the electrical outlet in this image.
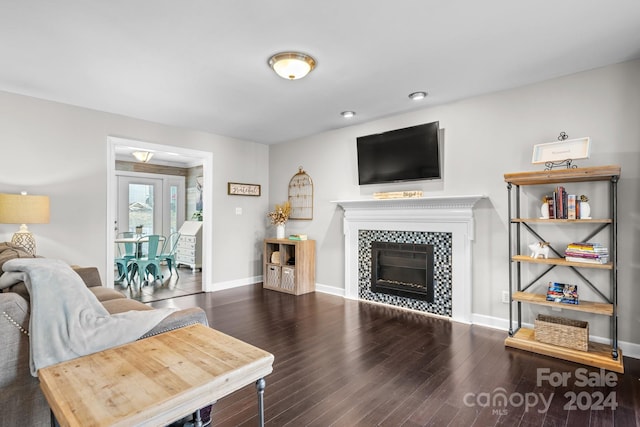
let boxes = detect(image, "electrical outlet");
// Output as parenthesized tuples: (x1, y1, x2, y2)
(235, 207, 242, 215)
(502, 291, 510, 304)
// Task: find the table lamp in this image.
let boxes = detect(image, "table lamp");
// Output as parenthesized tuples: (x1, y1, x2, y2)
(0, 192, 50, 255)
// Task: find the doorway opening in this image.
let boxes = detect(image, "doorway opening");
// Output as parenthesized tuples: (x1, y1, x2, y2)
(106, 137, 213, 295)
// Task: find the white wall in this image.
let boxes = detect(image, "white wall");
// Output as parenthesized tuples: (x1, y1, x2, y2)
(0, 91, 270, 288)
(269, 59, 640, 347)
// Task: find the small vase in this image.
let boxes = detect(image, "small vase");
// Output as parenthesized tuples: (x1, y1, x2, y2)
(540, 202, 549, 219)
(276, 224, 285, 239)
(580, 202, 591, 219)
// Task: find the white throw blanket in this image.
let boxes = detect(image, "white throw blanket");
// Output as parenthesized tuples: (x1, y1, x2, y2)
(0, 258, 176, 376)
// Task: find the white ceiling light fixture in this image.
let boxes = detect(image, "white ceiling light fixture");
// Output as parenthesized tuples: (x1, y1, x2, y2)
(268, 52, 317, 80)
(408, 91, 428, 100)
(341, 111, 356, 118)
(132, 151, 154, 163)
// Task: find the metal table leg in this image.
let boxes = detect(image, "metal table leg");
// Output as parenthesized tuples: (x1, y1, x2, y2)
(256, 378, 266, 427)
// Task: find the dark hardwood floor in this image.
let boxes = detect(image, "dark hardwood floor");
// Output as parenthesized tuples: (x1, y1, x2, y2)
(149, 285, 640, 427)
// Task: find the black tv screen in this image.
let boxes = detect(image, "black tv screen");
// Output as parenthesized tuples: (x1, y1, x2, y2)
(357, 121, 441, 185)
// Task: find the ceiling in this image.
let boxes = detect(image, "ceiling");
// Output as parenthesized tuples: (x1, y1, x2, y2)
(2, 1, 639, 149)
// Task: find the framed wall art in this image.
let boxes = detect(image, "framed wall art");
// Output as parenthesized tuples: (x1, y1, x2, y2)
(227, 182, 261, 196)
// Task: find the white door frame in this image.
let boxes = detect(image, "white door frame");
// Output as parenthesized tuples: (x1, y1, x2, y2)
(106, 136, 213, 291)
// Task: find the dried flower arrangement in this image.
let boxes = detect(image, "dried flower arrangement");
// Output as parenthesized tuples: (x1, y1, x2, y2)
(267, 201, 291, 225)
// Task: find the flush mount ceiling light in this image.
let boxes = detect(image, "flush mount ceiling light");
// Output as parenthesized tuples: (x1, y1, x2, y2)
(132, 151, 154, 163)
(268, 52, 317, 80)
(341, 111, 356, 118)
(408, 91, 428, 100)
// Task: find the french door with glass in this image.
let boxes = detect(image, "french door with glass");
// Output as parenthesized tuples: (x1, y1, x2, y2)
(116, 173, 185, 238)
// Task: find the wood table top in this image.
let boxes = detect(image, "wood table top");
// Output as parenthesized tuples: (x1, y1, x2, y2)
(38, 323, 274, 427)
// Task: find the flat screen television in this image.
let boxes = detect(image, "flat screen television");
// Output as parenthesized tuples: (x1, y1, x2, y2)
(357, 121, 441, 185)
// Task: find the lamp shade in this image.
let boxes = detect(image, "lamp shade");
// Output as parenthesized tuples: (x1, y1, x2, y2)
(0, 193, 50, 224)
(0, 193, 50, 255)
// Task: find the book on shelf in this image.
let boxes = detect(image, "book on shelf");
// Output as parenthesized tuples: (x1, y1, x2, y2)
(547, 197, 555, 219)
(554, 186, 566, 219)
(567, 242, 605, 248)
(565, 255, 609, 264)
(546, 282, 579, 305)
(565, 252, 608, 259)
(567, 194, 576, 220)
(288, 234, 308, 240)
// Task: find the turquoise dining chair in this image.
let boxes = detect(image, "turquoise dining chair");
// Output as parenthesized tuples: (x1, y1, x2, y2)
(114, 232, 136, 285)
(158, 232, 181, 278)
(130, 235, 163, 286)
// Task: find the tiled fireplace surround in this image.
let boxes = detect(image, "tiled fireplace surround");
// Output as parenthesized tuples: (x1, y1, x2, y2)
(336, 196, 484, 323)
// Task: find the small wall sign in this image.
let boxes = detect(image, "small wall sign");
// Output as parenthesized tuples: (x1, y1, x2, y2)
(228, 182, 261, 196)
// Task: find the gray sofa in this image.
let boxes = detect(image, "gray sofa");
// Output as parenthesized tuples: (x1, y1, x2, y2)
(0, 263, 208, 427)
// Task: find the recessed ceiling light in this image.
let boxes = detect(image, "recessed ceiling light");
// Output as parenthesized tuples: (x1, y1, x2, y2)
(268, 52, 317, 80)
(408, 91, 428, 100)
(341, 111, 356, 118)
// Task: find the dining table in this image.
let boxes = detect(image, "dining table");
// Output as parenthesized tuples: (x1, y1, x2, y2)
(114, 234, 165, 258)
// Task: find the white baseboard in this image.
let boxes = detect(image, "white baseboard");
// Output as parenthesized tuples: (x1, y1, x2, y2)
(205, 275, 262, 292)
(315, 282, 345, 297)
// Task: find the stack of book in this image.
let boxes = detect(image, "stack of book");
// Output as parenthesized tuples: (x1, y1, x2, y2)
(546, 282, 579, 305)
(564, 242, 609, 264)
(288, 234, 308, 241)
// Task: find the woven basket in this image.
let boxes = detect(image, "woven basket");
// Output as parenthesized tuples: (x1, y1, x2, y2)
(534, 314, 588, 351)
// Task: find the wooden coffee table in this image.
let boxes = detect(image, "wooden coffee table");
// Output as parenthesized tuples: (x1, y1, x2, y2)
(38, 323, 274, 427)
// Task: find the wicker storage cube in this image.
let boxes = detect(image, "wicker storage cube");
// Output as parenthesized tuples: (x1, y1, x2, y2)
(534, 314, 589, 351)
(266, 265, 281, 288)
(281, 267, 295, 291)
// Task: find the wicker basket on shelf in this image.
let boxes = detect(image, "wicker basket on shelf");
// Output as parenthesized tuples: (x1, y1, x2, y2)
(534, 314, 589, 351)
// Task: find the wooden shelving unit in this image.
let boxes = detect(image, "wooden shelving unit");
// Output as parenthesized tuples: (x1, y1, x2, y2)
(263, 238, 315, 295)
(504, 165, 623, 373)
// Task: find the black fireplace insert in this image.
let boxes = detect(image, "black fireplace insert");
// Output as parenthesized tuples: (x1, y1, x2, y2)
(370, 241, 434, 302)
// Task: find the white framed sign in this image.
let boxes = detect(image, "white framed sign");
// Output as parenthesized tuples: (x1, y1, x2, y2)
(227, 182, 261, 196)
(531, 137, 591, 164)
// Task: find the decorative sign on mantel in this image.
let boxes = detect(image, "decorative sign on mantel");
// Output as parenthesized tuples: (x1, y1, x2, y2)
(373, 191, 423, 199)
(333, 195, 485, 211)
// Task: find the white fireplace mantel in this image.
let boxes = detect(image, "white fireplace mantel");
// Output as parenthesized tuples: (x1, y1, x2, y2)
(334, 195, 485, 323)
(334, 195, 484, 211)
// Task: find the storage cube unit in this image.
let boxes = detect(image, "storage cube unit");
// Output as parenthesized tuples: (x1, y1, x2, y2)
(263, 238, 315, 295)
(176, 221, 203, 272)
